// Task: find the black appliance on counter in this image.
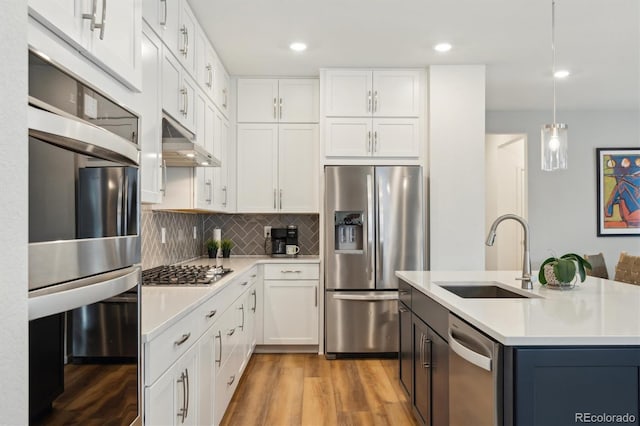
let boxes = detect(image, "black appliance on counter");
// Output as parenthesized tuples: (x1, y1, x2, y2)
(271, 225, 299, 257)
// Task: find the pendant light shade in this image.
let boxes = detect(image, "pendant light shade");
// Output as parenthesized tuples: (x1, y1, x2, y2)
(541, 0, 568, 171)
(541, 123, 568, 170)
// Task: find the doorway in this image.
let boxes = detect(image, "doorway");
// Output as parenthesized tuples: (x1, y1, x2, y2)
(485, 134, 528, 270)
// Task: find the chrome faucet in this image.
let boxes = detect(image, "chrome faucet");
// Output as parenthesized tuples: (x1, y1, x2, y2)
(485, 214, 532, 289)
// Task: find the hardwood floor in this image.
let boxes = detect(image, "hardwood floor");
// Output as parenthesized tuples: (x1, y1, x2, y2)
(221, 354, 418, 426)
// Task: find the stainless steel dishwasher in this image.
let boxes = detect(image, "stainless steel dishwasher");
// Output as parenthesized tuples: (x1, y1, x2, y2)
(448, 314, 502, 426)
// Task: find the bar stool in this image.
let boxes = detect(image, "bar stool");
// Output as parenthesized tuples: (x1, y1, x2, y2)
(614, 252, 640, 285)
(584, 253, 609, 279)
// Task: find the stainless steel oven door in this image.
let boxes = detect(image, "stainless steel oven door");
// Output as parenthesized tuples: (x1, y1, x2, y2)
(28, 105, 140, 290)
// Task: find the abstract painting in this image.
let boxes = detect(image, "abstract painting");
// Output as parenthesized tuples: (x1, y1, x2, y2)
(597, 148, 640, 236)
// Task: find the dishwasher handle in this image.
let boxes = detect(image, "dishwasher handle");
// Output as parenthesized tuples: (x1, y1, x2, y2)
(448, 329, 492, 372)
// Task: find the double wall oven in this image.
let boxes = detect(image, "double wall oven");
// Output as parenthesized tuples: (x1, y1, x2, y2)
(28, 50, 141, 425)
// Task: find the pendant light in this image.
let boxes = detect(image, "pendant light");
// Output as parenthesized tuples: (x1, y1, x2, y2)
(541, 0, 568, 171)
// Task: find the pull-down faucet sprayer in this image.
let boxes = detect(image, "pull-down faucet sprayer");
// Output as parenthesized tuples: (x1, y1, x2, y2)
(486, 214, 533, 290)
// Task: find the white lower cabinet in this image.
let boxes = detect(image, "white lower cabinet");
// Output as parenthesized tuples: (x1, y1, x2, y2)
(146, 342, 199, 426)
(262, 264, 319, 345)
(146, 267, 259, 426)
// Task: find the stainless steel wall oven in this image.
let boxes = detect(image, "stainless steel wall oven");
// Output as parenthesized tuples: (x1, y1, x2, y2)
(27, 50, 142, 425)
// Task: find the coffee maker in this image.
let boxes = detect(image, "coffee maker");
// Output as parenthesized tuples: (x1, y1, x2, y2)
(271, 225, 298, 257)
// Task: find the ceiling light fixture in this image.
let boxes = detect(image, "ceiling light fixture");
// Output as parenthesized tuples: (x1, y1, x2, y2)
(554, 69, 570, 79)
(289, 42, 307, 52)
(434, 42, 452, 53)
(541, 0, 568, 171)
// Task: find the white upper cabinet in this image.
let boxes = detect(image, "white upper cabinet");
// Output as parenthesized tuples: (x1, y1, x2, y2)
(29, 0, 142, 90)
(196, 29, 218, 102)
(139, 25, 164, 204)
(324, 69, 420, 117)
(237, 79, 319, 123)
(162, 48, 196, 132)
(212, 109, 230, 211)
(236, 123, 318, 213)
(142, 0, 180, 54)
(322, 68, 424, 159)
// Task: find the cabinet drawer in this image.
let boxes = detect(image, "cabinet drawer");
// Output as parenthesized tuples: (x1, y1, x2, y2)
(214, 343, 244, 425)
(412, 290, 449, 340)
(263, 263, 319, 280)
(145, 307, 201, 386)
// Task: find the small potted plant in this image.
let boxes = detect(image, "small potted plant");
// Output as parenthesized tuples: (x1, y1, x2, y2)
(206, 239, 220, 258)
(538, 253, 592, 289)
(220, 239, 233, 258)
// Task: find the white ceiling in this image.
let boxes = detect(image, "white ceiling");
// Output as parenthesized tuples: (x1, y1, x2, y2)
(189, 0, 639, 111)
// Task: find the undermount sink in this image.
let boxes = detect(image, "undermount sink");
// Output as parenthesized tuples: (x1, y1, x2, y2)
(436, 281, 535, 299)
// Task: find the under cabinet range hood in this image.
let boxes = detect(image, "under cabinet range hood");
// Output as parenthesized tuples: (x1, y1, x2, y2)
(162, 114, 221, 167)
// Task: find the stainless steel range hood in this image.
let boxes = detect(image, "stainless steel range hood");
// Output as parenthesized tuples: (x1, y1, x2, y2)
(162, 114, 221, 167)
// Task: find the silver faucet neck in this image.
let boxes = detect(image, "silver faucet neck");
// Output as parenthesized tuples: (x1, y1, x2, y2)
(486, 214, 532, 289)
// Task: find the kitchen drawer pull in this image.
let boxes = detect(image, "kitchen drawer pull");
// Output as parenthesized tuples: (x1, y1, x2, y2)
(423, 338, 432, 368)
(174, 333, 191, 346)
(251, 290, 257, 312)
(251, 274, 257, 278)
(240, 281, 248, 286)
(160, 0, 167, 26)
(399, 289, 409, 295)
(184, 368, 190, 419)
(238, 304, 245, 330)
(215, 330, 222, 365)
(206, 309, 217, 319)
(227, 375, 235, 386)
(177, 371, 187, 423)
(398, 306, 409, 313)
(280, 270, 302, 274)
(227, 328, 235, 336)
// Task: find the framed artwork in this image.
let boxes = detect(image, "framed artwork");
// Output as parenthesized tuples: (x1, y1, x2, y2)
(596, 148, 640, 236)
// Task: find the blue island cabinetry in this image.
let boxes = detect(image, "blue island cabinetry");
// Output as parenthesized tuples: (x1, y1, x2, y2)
(505, 347, 640, 426)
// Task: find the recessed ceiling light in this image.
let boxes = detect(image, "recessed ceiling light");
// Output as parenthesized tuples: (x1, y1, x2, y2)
(289, 42, 307, 52)
(554, 70, 570, 79)
(434, 43, 452, 53)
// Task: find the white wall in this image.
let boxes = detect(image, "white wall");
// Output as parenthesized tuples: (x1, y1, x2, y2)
(0, 0, 28, 424)
(429, 65, 486, 270)
(487, 110, 640, 276)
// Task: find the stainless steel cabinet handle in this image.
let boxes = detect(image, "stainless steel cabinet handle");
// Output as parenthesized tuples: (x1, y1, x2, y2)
(223, 88, 228, 108)
(251, 289, 256, 312)
(423, 338, 432, 368)
(160, 0, 167, 26)
(238, 304, 245, 330)
(206, 309, 217, 319)
(206, 64, 213, 88)
(373, 90, 378, 112)
(279, 189, 283, 210)
(273, 97, 277, 119)
(180, 25, 188, 56)
(367, 90, 372, 112)
(96, 0, 106, 40)
(273, 189, 276, 210)
(227, 375, 235, 386)
(82, 0, 98, 31)
(279, 97, 283, 119)
(180, 87, 187, 116)
(160, 160, 167, 194)
(215, 330, 222, 365)
(222, 186, 227, 206)
(399, 289, 409, 295)
(174, 332, 191, 346)
(374, 131, 378, 153)
(227, 328, 235, 336)
(177, 371, 186, 423)
(184, 368, 190, 419)
(398, 306, 408, 313)
(315, 286, 318, 307)
(240, 281, 248, 286)
(280, 270, 302, 273)
(205, 179, 212, 203)
(367, 131, 371, 153)
(184, 87, 189, 117)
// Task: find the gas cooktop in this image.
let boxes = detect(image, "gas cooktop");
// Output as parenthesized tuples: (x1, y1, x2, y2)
(142, 265, 233, 286)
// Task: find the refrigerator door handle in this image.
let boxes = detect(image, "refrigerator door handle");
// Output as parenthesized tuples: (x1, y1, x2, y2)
(332, 293, 398, 301)
(366, 173, 374, 284)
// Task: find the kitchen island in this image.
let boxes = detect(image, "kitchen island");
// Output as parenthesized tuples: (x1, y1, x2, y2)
(396, 270, 640, 426)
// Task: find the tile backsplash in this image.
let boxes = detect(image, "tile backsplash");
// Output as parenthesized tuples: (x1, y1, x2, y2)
(202, 213, 319, 256)
(141, 206, 320, 268)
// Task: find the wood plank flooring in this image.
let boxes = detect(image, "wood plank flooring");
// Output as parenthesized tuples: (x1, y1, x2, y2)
(221, 354, 418, 426)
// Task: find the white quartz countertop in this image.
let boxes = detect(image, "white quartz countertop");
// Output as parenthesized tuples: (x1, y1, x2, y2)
(396, 270, 640, 346)
(142, 256, 319, 341)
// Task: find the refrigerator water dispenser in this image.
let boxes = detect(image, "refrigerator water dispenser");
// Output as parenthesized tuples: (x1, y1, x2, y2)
(334, 212, 363, 251)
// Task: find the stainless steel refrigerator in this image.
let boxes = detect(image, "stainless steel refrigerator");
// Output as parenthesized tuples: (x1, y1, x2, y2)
(325, 166, 425, 356)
